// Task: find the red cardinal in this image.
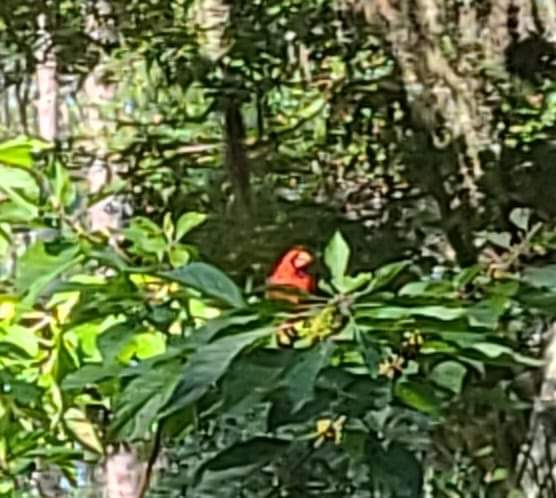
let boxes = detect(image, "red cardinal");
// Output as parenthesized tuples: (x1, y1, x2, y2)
(266, 247, 316, 348)
(266, 246, 316, 304)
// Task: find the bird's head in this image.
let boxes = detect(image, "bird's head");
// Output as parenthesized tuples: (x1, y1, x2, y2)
(283, 246, 314, 273)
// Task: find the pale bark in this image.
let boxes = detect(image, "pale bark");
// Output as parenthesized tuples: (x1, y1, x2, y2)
(103, 447, 147, 498)
(35, 13, 58, 141)
(81, 1, 125, 235)
(518, 322, 556, 497)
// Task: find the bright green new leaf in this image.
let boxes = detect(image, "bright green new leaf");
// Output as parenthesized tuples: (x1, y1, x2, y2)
(0, 136, 50, 168)
(175, 212, 207, 240)
(324, 230, 350, 282)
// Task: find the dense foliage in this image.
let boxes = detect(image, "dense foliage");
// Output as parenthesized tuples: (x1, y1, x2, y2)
(1, 1, 556, 497)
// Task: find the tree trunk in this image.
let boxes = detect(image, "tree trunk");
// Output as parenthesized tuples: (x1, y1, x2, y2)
(35, 13, 58, 141)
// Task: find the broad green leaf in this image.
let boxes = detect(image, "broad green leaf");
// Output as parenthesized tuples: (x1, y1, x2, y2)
(162, 262, 245, 308)
(367, 440, 423, 497)
(399, 281, 453, 297)
(466, 296, 508, 329)
(124, 217, 167, 257)
(161, 327, 272, 417)
(62, 364, 123, 390)
(486, 232, 512, 249)
(0, 137, 49, 168)
(470, 342, 542, 366)
(0, 324, 39, 357)
(127, 332, 166, 360)
(395, 380, 442, 416)
(0, 183, 39, 221)
(453, 265, 481, 288)
(324, 230, 350, 281)
(195, 437, 290, 487)
(97, 322, 139, 364)
(111, 361, 182, 439)
(175, 212, 207, 240)
(281, 341, 335, 405)
(0, 165, 40, 193)
(219, 350, 295, 414)
(429, 361, 467, 394)
(15, 242, 82, 304)
(367, 261, 411, 293)
(522, 265, 556, 289)
(4, 378, 43, 406)
(187, 312, 260, 347)
(510, 207, 531, 231)
(338, 272, 373, 294)
(357, 305, 465, 321)
(355, 326, 381, 377)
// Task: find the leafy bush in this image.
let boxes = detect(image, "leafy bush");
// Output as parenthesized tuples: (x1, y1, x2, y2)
(0, 138, 547, 497)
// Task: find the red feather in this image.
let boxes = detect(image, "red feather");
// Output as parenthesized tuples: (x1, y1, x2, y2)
(266, 246, 315, 303)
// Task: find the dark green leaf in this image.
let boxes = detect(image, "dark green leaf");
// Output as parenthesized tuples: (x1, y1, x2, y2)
(367, 261, 411, 293)
(161, 327, 272, 417)
(161, 262, 245, 308)
(429, 361, 467, 394)
(395, 380, 443, 416)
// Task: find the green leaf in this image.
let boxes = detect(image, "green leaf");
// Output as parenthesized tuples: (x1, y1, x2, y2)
(470, 342, 542, 366)
(324, 230, 350, 281)
(429, 361, 467, 394)
(168, 244, 191, 268)
(510, 207, 531, 231)
(219, 350, 295, 414)
(395, 380, 442, 416)
(15, 242, 82, 304)
(161, 262, 245, 308)
(1, 324, 39, 357)
(522, 265, 556, 289)
(486, 232, 512, 249)
(337, 272, 373, 294)
(357, 305, 465, 321)
(97, 321, 140, 363)
(453, 265, 481, 288)
(281, 341, 335, 405)
(0, 136, 49, 168)
(188, 312, 261, 347)
(62, 364, 123, 390)
(110, 361, 182, 439)
(194, 437, 290, 489)
(466, 296, 508, 329)
(161, 327, 272, 417)
(0, 183, 39, 221)
(367, 261, 411, 293)
(175, 212, 207, 240)
(367, 440, 423, 497)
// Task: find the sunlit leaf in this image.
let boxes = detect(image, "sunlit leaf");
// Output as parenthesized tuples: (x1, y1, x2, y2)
(175, 212, 207, 240)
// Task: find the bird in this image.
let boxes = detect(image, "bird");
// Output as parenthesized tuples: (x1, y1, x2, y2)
(266, 246, 316, 304)
(265, 246, 316, 347)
